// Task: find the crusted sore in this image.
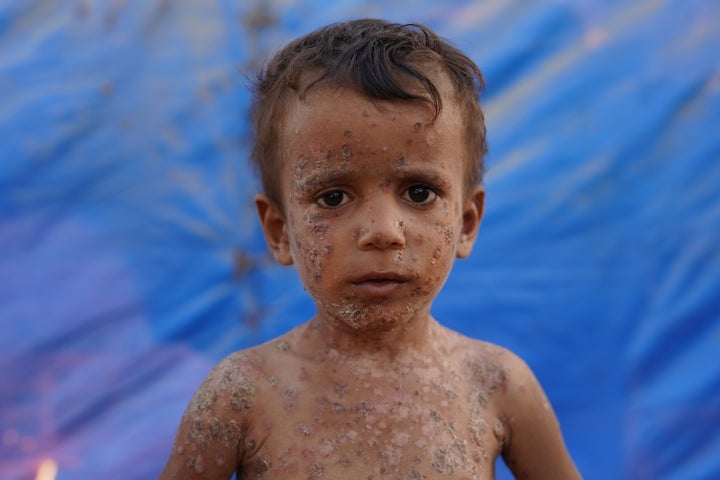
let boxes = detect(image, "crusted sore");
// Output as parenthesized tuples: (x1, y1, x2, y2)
(178, 353, 261, 473)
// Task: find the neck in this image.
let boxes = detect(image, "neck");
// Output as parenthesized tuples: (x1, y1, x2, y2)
(297, 310, 438, 362)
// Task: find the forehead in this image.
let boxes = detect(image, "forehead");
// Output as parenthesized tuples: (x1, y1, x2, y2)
(279, 85, 465, 171)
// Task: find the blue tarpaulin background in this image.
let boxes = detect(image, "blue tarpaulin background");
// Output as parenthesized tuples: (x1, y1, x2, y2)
(1, 1, 719, 479)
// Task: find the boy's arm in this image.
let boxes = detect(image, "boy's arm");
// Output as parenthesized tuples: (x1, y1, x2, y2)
(497, 350, 581, 479)
(159, 355, 256, 480)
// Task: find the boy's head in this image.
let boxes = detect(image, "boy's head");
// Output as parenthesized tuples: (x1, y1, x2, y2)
(251, 18, 487, 207)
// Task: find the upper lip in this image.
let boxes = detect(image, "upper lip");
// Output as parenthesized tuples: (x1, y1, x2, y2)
(351, 272, 409, 284)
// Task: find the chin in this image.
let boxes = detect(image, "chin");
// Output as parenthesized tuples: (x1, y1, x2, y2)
(317, 299, 423, 333)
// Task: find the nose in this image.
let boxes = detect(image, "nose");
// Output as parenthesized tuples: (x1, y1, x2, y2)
(356, 202, 406, 250)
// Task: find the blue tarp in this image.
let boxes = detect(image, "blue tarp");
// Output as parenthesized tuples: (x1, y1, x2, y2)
(1, 1, 719, 478)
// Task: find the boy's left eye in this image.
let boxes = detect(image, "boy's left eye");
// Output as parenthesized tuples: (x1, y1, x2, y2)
(402, 185, 437, 205)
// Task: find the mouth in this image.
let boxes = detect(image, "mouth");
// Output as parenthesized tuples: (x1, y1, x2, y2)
(352, 271, 408, 283)
(351, 272, 409, 296)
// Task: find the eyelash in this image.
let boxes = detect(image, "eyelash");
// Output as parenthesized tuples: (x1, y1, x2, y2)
(315, 190, 350, 208)
(314, 184, 438, 209)
(401, 184, 438, 206)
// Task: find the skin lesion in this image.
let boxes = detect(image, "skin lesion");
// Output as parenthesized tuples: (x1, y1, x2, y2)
(164, 332, 541, 480)
(164, 353, 269, 478)
(171, 408, 246, 476)
(467, 354, 509, 408)
(300, 339, 509, 477)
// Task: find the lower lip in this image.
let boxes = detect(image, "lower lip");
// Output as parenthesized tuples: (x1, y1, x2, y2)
(352, 280, 406, 296)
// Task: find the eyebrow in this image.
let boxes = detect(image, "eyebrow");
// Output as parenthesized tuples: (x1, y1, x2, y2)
(394, 167, 451, 189)
(296, 164, 452, 191)
(298, 171, 353, 190)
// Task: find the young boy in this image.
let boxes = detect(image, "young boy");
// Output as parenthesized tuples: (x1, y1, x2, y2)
(159, 19, 580, 479)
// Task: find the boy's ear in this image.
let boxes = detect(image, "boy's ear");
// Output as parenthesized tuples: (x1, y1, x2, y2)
(255, 194, 293, 266)
(456, 186, 485, 259)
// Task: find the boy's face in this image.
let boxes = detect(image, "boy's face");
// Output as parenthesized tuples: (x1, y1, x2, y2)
(256, 81, 484, 334)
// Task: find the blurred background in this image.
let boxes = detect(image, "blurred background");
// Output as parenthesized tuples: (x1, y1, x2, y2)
(1, 0, 719, 479)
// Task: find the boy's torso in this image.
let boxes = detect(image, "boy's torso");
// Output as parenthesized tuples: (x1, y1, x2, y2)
(232, 324, 509, 479)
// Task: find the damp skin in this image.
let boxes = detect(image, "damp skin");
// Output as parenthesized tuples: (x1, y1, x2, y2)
(159, 82, 580, 479)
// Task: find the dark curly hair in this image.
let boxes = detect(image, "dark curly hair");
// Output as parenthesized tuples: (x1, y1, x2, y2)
(251, 18, 487, 205)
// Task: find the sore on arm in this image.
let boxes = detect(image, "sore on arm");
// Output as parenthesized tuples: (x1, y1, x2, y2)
(159, 356, 258, 479)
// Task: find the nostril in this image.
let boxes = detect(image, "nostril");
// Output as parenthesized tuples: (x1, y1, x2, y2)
(356, 213, 407, 250)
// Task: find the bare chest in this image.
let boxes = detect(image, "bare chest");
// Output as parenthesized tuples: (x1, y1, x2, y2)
(238, 373, 505, 480)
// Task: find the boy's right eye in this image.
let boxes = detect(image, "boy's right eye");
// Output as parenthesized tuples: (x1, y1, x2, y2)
(316, 190, 349, 208)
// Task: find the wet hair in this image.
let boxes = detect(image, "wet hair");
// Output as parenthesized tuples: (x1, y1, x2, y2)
(251, 18, 487, 205)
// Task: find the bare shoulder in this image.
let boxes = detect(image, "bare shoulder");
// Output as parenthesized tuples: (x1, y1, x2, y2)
(158, 348, 270, 479)
(461, 339, 581, 479)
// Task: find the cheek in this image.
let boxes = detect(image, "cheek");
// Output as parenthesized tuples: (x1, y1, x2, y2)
(427, 220, 457, 256)
(440, 224, 456, 247)
(404, 219, 458, 286)
(435, 200, 464, 250)
(292, 221, 336, 285)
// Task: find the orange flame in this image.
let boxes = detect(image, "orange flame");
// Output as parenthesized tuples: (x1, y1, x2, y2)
(35, 459, 58, 480)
